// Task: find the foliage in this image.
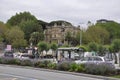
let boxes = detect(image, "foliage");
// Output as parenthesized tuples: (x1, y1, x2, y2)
(84, 25, 109, 44)
(37, 41, 48, 51)
(50, 43, 58, 51)
(19, 20, 43, 42)
(37, 20, 48, 30)
(0, 57, 118, 76)
(5, 27, 27, 48)
(0, 21, 8, 42)
(69, 63, 85, 72)
(56, 62, 71, 71)
(12, 39, 27, 48)
(30, 32, 44, 46)
(98, 45, 106, 56)
(78, 45, 88, 52)
(111, 39, 120, 53)
(49, 20, 72, 26)
(65, 31, 72, 45)
(88, 42, 98, 52)
(7, 11, 37, 26)
(111, 39, 120, 63)
(84, 63, 116, 75)
(96, 21, 120, 42)
(0, 58, 21, 65)
(47, 63, 57, 69)
(20, 60, 33, 66)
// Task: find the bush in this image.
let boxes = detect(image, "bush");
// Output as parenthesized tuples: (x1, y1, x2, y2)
(75, 64, 85, 72)
(0, 57, 21, 65)
(34, 60, 51, 68)
(69, 63, 78, 71)
(57, 62, 71, 71)
(20, 60, 33, 66)
(47, 63, 57, 69)
(84, 63, 116, 75)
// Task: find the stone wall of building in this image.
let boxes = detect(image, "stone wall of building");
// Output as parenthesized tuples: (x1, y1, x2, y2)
(44, 22, 80, 45)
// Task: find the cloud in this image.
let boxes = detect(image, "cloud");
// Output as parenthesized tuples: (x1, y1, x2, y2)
(0, 0, 120, 27)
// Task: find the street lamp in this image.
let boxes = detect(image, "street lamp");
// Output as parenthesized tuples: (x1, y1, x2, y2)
(78, 25, 82, 46)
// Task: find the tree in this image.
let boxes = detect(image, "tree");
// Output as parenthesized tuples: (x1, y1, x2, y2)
(96, 21, 120, 43)
(98, 45, 106, 56)
(111, 39, 120, 63)
(84, 25, 109, 44)
(50, 43, 58, 57)
(0, 21, 8, 42)
(7, 11, 37, 26)
(65, 31, 72, 45)
(37, 41, 48, 57)
(30, 32, 44, 46)
(88, 42, 98, 52)
(19, 20, 43, 42)
(5, 27, 27, 48)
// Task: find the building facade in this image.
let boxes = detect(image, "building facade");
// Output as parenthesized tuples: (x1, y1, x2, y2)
(44, 22, 80, 45)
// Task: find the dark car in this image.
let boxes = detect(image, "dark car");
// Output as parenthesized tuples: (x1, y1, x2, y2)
(4, 51, 14, 58)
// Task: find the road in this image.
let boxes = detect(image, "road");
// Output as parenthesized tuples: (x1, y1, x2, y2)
(0, 65, 107, 80)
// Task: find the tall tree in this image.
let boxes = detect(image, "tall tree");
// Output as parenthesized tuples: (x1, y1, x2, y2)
(96, 21, 120, 43)
(111, 39, 120, 63)
(65, 31, 72, 45)
(7, 11, 37, 26)
(29, 32, 44, 46)
(5, 27, 27, 48)
(19, 20, 43, 42)
(84, 25, 109, 44)
(0, 21, 8, 42)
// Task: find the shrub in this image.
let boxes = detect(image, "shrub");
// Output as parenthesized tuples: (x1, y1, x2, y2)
(75, 64, 85, 72)
(84, 63, 116, 75)
(69, 63, 78, 71)
(47, 63, 57, 69)
(0, 57, 21, 65)
(57, 62, 71, 71)
(20, 60, 33, 66)
(34, 60, 51, 68)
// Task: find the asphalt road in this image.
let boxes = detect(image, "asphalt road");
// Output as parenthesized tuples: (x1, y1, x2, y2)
(0, 65, 106, 80)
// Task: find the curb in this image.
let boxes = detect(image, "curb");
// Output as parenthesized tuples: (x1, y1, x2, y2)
(0, 64, 119, 80)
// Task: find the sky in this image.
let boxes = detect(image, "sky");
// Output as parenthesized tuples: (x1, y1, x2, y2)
(0, 0, 120, 28)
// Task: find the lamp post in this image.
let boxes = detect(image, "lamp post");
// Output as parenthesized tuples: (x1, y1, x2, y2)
(78, 25, 82, 46)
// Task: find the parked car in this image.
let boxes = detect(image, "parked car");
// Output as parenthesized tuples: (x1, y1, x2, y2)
(14, 53, 30, 60)
(75, 56, 114, 65)
(4, 51, 14, 58)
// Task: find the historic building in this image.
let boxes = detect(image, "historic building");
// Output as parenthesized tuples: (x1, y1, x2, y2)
(44, 21, 80, 45)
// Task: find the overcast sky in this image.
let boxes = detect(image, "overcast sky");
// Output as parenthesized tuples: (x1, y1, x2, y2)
(0, 0, 120, 27)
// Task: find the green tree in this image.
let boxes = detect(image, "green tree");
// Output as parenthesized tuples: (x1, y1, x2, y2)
(0, 21, 8, 42)
(98, 45, 106, 56)
(88, 42, 98, 52)
(7, 11, 37, 26)
(84, 25, 109, 44)
(50, 43, 58, 56)
(37, 41, 48, 57)
(19, 20, 43, 42)
(5, 27, 27, 48)
(111, 39, 120, 63)
(96, 21, 120, 43)
(30, 32, 44, 46)
(65, 31, 72, 45)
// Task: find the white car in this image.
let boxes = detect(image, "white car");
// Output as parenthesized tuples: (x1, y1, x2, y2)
(14, 53, 30, 60)
(75, 56, 114, 65)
